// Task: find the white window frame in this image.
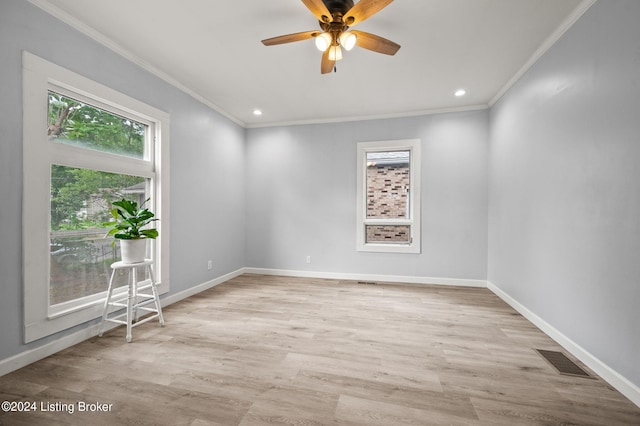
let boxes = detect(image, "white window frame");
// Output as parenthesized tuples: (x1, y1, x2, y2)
(22, 51, 170, 343)
(356, 139, 421, 253)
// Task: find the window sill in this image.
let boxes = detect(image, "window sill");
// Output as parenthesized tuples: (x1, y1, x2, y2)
(356, 243, 421, 254)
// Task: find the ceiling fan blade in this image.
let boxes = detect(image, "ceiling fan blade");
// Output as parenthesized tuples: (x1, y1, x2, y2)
(321, 49, 335, 74)
(301, 0, 332, 23)
(351, 30, 400, 55)
(262, 31, 320, 46)
(344, 0, 393, 26)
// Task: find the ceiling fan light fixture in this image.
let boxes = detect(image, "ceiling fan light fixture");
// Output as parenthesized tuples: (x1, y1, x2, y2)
(339, 31, 357, 51)
(315, 32, 332, 51)
(262, 0, 400, 74)
(328, 45, 343, 61)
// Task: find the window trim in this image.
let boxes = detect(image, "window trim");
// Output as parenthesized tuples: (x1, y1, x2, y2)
(22, 51, 170, 343)
(356, 139, 421, 253)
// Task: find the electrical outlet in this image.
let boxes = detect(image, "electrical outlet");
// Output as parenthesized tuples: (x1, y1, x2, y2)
(207, 260, 213, 270)
(306, 255, 311, 264)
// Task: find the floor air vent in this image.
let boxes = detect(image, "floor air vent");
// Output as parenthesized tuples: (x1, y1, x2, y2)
(357, 281, 378, 285)
(536, 349, 591, 378)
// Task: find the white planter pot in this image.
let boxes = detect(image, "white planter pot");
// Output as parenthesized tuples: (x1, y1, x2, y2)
(120, 239, 147, 264)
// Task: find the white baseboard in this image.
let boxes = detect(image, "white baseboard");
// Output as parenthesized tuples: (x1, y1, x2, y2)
(487, 281, 640, 408)
(0, 324, 95, 377)
(15, 268, 638, 409)
(244, 267, 487, 288)
(160, 267, 245, 306)
(0, 267, 245, 378)
(0, 266, 479, 377)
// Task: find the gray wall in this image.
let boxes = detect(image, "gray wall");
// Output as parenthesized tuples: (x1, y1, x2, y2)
(2, 0, 638, 397)
(0, 0, 246, 360)
(488, 0, 640, 387)
(246, 111, 489, 280)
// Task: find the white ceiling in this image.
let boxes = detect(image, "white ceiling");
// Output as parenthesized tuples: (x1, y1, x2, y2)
(32, 0, 593, 128)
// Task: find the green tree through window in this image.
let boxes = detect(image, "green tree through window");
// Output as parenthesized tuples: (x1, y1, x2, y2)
(48, 91, 145, 157)
(48, 92, 147, 231)
(47, 91, 149, 304)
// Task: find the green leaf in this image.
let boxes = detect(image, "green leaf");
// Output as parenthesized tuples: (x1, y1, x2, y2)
(103, 198, 159, 240)
(114, 233, 134, 239)
(140, 229, 158, 239)
(104, 228, 119, 238)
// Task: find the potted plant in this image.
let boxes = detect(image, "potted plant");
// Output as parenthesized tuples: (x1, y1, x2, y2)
(104, 198, 158, 264)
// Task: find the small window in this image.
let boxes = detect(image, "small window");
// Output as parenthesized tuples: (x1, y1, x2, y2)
(356, 140, 421, 253)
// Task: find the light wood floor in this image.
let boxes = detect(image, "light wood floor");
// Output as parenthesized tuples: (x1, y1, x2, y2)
(1, 274, 639, 425)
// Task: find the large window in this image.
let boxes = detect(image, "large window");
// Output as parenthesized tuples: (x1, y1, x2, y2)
(23, 52, 170, 342)
(356, 139, 421, 253)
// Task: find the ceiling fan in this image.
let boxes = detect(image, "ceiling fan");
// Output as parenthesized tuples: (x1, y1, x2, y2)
(261, 0, 401, 74)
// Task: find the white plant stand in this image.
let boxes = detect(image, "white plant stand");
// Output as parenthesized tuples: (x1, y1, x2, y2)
(99, 259, 164, 342)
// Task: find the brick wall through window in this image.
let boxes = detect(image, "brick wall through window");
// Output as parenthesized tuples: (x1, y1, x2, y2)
(366, 153, 410, 242)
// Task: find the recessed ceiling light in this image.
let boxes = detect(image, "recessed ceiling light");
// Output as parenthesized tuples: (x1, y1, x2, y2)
(253, 109, 263, 116)
(454, 89, 467, 97)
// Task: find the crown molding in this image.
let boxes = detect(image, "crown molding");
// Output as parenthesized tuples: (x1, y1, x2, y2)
(28, 0, 246, 128)
(29, 0, 596, 129)
(246, 103, 490, 129)
(489, 0, 598, 107)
